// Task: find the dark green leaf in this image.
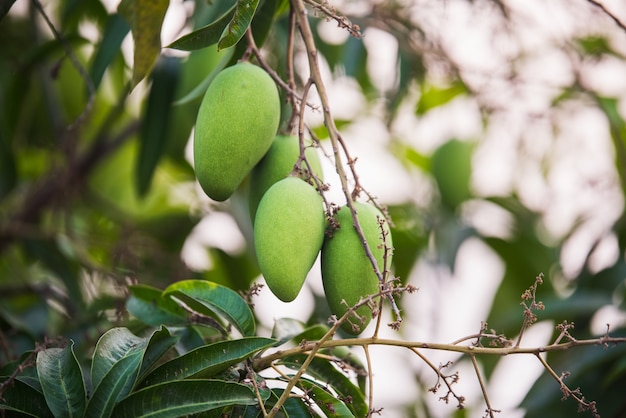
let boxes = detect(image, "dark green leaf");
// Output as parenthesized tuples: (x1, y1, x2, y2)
(36, 342, 86, 418)
(298, 378, 355, 417)
(0, 127, 16, 199)
(261, 388, 315, 417)
(280, 355, 367, 416)
(0, 377, 53, 417)
(118, 0, 169, 87)
(172, 47, 234, 106)
(84, 351, 144, 418)
(142, 337, 276, 386)
(167, 6, 236, 51)
(22, 238, 82, 312)
(126, 284, 188, 327)
(136, 55, 180, 197)
(218, 0, 260, 50)
(164, 280, 257, 336)
(90, 327, 148, 392)
(90, 13, 130, 89)
(137, 326, 180, 381)
(226, 0, 281, 65)
(0, 0, 17, 23)
(112, 379, 259, 417)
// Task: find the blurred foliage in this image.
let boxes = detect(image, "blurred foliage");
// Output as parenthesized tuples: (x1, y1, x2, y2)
(1, 0, 626, 417)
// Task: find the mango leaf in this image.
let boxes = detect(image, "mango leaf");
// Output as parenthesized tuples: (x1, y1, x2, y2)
(271, 318, 329, 345)
(126, 284, 188, 326)
(218, 0, 260, 50)
(164, 280, 256, 336)
(280, 355, 367, 416)
(90, 327, 148, 392)
(84, 351, 144, 418)
(36, 342, 86, 418)
(89, 13, 130, 89)
(298, 378, 355, 417)
(253, 388, 314, 417)
(576, 35, 619, 58)
(136, 55, 180, 197)
(0, 128, 16, 199)
(225, 0, 281, 65)
(141, 337, 276, 386)
(167, 5, 236, 51)
(137, 326, 180, 381)
(172, 47, 234, 106)
(112, 379, 259, 417)
(416, 81, 467, 115)
(0, 0, 17, 22)
(22, 238, 82, 312)
(118, 0, 169, 87)
(0, 377, 53, 418)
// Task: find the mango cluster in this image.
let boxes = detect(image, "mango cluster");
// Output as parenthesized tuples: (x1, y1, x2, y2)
(193, 63, 393, 335)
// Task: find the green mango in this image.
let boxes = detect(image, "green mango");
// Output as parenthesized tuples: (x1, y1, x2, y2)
(321, 202, 392, 335)
(249, 134, 323, 222)
(194, 63, 280, 201)
(254, 177, 325, 302)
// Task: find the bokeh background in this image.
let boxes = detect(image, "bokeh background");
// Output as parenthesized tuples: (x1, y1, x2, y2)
(2, 0, 626, 416)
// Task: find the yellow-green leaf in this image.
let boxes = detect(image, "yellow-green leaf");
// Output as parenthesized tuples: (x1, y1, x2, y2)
(118, 0, 170, 88)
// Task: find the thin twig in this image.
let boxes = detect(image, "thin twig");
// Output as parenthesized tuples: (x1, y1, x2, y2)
(535, 353, 600, 417)
(363, 345, 376, 417)
(469, 351, 498, 417)
(31, 0, 95, 131)
(291, 0, 402, 325)
(587, 0, 626, 33)
(244, 28, 307, 106)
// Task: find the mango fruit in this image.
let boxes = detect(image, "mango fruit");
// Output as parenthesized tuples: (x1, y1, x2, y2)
(249, 135, 323, 222)
(321, 202, 392, 334)
(194, 63, 280, 201)
(254, 177, 325, 302)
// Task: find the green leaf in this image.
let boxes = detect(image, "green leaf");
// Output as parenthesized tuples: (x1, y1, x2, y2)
(90, 13, 130, 89)
(118, 0, 169, 87)
(90, 327, 148, 392)
(112, 379, 259, 417)
(167, 6, 236, 51)
(0, 127, 16, 199)
(0, 0, 18, 22)
(172, 46, 234, 106)
(280, 355, 367, 416)
(430, 139, 475, 210)
(416, 81, 467, 115)
(142, 337, 276, 386)
(271, 318, 329, 345)
(126, 284, 188, 327)
(136, 55, 180, 197)
(164, 280, 256, 336)
(84, 351, 144, 418)
(576, 35, 618, 58)
(137, 326, 180, 381)
(257, 388, 314, 417)
(36, 342, 86, 418)
(298, 378, 355, 417)
(218, 0, 260, 50)
(22, 238, 82, 311)
(0, 377, 53, 417)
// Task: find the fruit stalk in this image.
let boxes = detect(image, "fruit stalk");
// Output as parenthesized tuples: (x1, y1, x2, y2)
(290, 0, 400, 320)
